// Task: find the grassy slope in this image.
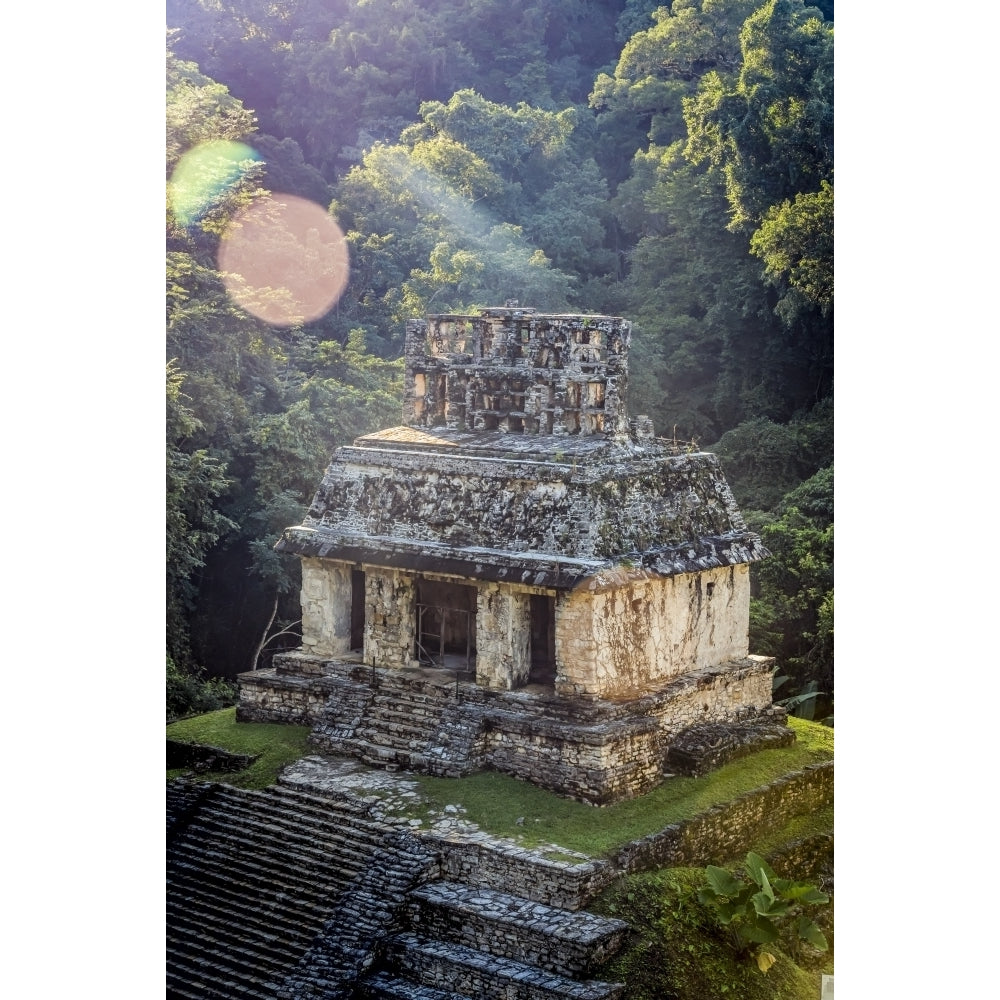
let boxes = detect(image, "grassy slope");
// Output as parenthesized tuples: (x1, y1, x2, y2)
(167, 709, 833, 997)
(167, 710, 831, 855)
(415, 717, 830, 854)
(167, 709, 311, 789)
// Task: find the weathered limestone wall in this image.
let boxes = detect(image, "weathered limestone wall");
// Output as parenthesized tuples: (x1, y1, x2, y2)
(554, 565, 750, 699)
(645, 656, 774, 741)
(365, 569, 416, 668)
(485, 717, 663, 804)
(403, 881, 627, 977)
(475, 584, 532, 690)
(237, 659, 339, 724)
(432, 835, 612, 911)
(480, 659, 771, 803)
(612, 761, 834, 872)
(300, 558, 353, 657)
(403, 311, 630, 438)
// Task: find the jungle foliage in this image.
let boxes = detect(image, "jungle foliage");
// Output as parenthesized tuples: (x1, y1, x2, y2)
(165, 0, 833, 712)
(596, 860, 832, 999)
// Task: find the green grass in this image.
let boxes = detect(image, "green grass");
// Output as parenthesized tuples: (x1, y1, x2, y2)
(747, 802, 834, 864)
(165, 712, 832, 854)
(166, 708, 311, 789)
(414, 717, 832, 856)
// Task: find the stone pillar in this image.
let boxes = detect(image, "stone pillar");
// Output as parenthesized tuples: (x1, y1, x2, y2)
(475, 584, 531, 690)
(300, 558, 352, 658)
(402, 318, 428, 425)
(364, 568, 417, 668)
(553, 589, 599, 697)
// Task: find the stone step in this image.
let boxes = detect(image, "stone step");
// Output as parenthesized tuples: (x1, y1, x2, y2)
(352, 727, 436, 751)
(328, 739, 476, 779)
(353, 728, 433, 753)
(372, 698, 449, 719)
(166, 878, 318, 952)
(405, 882, 629, 978)
(357, 715, 436, 738)
(382, 932, 626, 1000)
(186, 805, 377, 858)
(373, 684, 451, 707)
(167, 921, 297, 985)
(195, 793, 388, 852)
(169, 837, 363, 905)
(168, 849, 357, 921)
(165, 942, 284, 999)
(166, 866, 336, 941)
(166, 868, 341, 939)
(173, 820, 366, 890)
(359, 970, 475, 1000)
(227, 782, 375, 821)
(167, 781, 214, 838)
(333, 737, 426, 769)
(182, 799, 382, 857)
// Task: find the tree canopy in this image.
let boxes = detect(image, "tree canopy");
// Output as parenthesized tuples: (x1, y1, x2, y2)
(165, 0, 833, 710)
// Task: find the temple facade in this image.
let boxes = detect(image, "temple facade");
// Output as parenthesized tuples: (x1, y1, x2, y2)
(238, 306, 786, 803)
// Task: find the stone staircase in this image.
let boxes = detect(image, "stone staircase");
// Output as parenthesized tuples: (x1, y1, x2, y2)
(166, 781, 395, 999)
(311, 669, 487, 777)
(357, 881, 628, 1000)
(167, 769, 629, 1000)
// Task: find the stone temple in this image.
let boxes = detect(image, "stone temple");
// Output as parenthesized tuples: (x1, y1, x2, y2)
(238, 305, 787, 804)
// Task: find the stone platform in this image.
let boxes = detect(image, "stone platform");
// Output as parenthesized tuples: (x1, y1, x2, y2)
(239, 651, 787, 804)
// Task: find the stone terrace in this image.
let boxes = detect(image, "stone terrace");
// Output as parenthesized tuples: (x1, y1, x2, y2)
(167, 782, 392, 998)
(167, 742, 832, 998)
(166, 767, 629, 1000)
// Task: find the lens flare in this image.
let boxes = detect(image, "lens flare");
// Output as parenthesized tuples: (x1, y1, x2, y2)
(217, 194, 350, 327)
(169, 140, 262, 226)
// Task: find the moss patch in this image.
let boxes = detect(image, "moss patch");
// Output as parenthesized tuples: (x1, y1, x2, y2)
(165, 708, 311, 789)
(414, 717, 832, 855)
(164, 713, 831, 854)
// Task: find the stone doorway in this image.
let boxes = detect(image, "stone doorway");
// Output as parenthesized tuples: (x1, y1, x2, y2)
(350, 569, 365, 652)
(528, 594, 556, 687)
(414, 579, 477, 672)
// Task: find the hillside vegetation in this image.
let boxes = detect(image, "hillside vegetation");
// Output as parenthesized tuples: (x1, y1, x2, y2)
(166, 0, 833, 721)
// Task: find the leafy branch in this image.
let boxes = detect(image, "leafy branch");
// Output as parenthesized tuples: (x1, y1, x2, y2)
(696, 851, 829, 972)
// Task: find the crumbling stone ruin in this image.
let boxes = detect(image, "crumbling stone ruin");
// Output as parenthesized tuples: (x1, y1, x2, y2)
(166, 762, 833, 998)
(239, 305, 787, 804)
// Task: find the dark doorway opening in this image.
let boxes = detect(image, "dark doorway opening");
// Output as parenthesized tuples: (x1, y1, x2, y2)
(528, 594, 556, 687)
(350, 569, 365, 652)
(415, 578, 477, 670)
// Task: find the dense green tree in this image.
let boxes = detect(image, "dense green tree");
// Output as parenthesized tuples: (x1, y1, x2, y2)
(595, 0, 832, 441)
(331, 92, 600, 329)
(168, 0, 628, 181)
(590, 0, 759, 191)
(166, 50, 405, 678)
(683, 0, 833, 318)
(708, 399, 833, 513)
(684, 0, 833, 228)
(166, 362, 238, 672)
(164, 2, 834, 699)
(748, 466, 834, 703)
(751, 178, 833, 321)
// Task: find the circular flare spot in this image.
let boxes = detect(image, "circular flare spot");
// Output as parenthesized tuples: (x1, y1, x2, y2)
(217, 194, 350, 326)
(169, 140, 261, 227)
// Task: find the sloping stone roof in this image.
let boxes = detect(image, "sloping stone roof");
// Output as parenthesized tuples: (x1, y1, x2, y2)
(276, 429, 766, 588)
(276, 308, 767, 587)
